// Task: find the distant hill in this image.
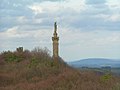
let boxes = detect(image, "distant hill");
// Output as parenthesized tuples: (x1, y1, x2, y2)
(68, 58, 120, 68)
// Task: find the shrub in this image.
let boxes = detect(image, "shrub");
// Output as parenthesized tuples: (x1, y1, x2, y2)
(28, 57, 38, 68)
(100, 73, 112, 83)
(2, 51, 23, 63)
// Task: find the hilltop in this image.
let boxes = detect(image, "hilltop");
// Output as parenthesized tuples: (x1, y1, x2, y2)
(0, 48, 120, 90)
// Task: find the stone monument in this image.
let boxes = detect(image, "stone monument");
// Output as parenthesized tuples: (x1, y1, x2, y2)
(52, 22, 59, 61)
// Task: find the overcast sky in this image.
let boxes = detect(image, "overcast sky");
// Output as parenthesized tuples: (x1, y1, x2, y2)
(0, 0, 120, 61)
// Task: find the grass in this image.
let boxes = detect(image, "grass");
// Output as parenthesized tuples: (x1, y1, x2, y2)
(0, 47, 120, 90)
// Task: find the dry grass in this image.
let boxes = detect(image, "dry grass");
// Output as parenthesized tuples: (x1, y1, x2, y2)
(0, 47, 120, 90)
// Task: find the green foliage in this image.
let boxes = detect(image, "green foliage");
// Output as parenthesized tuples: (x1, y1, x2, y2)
(100, 73, 112, 83)
(28, 57, 39, 68)
(2, 51, 23, 63)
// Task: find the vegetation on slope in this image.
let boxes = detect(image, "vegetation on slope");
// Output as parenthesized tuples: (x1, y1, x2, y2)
(0, 47, 120, 90)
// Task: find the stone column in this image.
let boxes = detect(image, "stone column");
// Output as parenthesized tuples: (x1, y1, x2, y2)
(52, 22, 59, 60)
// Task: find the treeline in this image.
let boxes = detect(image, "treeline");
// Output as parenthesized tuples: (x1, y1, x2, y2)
(0, 47, 51, 63)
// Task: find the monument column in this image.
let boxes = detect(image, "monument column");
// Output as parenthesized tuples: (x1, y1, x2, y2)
(52, 22, 59, 60)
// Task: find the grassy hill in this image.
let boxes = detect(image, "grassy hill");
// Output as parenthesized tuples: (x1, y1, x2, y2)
(0, 47, 120, 90)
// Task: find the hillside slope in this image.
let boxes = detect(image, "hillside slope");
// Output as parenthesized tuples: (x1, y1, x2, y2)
(0, 48, 120, 90)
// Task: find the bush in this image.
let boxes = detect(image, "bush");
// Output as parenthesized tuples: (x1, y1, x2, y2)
(31, 47, 51, 60)
(2, 51, 23, 63)
(100, 73, 112, 83)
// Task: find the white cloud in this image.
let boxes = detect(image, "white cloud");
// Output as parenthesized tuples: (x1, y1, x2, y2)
(108, 14, 120, 22)
(28, 1, 60, 15)
(0, 26, 52, 40)
(92, 32, 120, 46)
(94, 14, 109, 19)
(60, 29, 120, 46)
(106, 0, 120, 22)
(62, 0, 86, 12)
(28, 5, 43, 15)
(107, 0, 120, 10)
(94, 14, 120, 22)
(0, 27, 28, 38)
(17, 16, 29, 23)
(28, 0, 86, 16)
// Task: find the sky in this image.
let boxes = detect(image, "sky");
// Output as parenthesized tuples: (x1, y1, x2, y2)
(0, 0, 120, 62)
